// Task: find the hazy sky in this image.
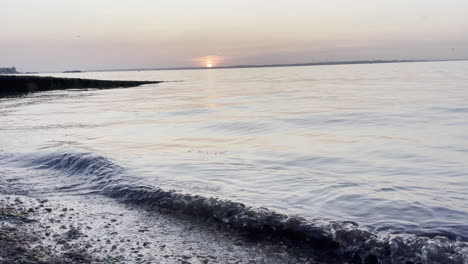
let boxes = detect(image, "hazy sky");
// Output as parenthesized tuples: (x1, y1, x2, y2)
(2, 0, 468, 72)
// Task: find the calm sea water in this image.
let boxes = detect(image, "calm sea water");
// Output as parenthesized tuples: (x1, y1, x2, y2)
(1, 61, 468, 240)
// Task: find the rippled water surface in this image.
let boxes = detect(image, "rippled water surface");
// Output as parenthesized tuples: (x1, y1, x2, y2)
(1, 61, 468, 240)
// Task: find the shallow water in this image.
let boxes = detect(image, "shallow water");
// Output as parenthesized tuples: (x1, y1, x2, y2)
(1, 61, 468, 243)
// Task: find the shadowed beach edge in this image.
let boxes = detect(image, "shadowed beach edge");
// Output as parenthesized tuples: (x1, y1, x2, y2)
(0, 75, 162, 96)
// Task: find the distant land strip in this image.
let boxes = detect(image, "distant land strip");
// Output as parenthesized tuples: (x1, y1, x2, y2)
(92, 59, 468, 72)
(0, 75, 161, 97)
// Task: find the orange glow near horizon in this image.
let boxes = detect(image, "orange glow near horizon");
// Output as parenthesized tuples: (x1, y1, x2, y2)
(194, 55, 222, 68)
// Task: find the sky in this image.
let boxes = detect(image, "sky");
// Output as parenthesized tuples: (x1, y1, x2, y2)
(2, 0, 468, 72)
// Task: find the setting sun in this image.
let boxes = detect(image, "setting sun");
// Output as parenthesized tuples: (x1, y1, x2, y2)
(194, 56, 222, 68)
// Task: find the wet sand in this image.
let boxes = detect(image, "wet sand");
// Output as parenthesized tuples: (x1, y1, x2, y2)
(0, 194, 324, 264)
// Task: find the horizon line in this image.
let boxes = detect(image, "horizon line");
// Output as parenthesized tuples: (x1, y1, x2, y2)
(88, 58, 468, 73)
(30, 58, 468, 74)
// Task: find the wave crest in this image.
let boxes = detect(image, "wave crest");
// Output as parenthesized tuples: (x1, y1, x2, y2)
(9, 150, 468, 263)
(22, 150, 124, 181)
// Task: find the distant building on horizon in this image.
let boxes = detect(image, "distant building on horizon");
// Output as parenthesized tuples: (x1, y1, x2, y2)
(0, 67, 19, 74)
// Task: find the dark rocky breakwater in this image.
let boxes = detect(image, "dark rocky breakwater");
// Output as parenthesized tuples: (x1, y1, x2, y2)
(0, 75, 161, 96)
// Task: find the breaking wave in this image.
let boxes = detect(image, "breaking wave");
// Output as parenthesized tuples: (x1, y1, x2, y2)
(6, 150, 468, 263)
(23, 151, 124, 180)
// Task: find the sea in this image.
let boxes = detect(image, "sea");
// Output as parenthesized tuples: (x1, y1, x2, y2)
(1, 61, 468, 262)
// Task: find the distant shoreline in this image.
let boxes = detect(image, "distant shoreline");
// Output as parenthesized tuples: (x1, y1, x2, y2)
(89, 58, 468, 73)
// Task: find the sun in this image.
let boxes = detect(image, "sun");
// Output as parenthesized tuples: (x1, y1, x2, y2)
(195, 55, 222, 68)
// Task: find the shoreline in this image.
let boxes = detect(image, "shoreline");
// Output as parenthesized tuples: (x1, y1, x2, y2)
(0, 75, 161, 97)
(2, 189, 467, 264)
(0, 196, 101, 263)
(1, 146, 467, 263)
(0, 194, 324, 264)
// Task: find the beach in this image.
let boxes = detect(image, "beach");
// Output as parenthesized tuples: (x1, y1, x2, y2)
(1, 62, 468, 263)
(0, 194, 323, 264)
